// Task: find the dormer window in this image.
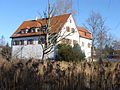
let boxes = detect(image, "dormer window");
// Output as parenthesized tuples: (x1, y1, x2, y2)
(31, 28, 36, 33)
(41, 25, 48, 33)
(20, 29, 26, 34)
(37, 28, 41, 32)
(27, 29, 31, 33)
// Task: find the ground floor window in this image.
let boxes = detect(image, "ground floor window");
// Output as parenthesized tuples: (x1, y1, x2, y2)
(13, 40, 19, 45)
(61, 39, 72, 45)
(27, 39, 34, 45)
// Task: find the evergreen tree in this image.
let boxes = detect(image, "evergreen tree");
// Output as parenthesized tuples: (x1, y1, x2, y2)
(72, 43, 85, 61)
(57, 44, 85, 61)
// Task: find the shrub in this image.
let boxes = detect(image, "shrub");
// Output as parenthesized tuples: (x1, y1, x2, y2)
(57, 44, 73, 61)
(56, 44, 85, 61)
(72, 43, 85, 61)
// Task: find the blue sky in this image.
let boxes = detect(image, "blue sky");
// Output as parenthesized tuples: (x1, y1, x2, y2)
(0, 0, 120, 44)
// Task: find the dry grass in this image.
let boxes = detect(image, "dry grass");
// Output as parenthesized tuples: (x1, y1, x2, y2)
(0, 58, 120, 90)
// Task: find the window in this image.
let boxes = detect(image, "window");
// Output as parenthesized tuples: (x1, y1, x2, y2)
(70, 19, 72, 23)
(88, 43, 90, 48)
(61, 39, 71, 45)
(20, 40, 24, 45)
(37, 28, 40, 32)
(27, 39, 34, 45)
(41, 25, 48, 33)
(71, 28, 75, 33)
(31, 28, 36, 33)
(85, 32, 87, 36)
(82, 42, 84, 46)
(73, 40, 78, 45)
(13, 40, 19, 45)
(38, 37, 45, 44)
(66, 27, 70, 32)
(21, 29, 26, 34)
(27, 29, 31, 33)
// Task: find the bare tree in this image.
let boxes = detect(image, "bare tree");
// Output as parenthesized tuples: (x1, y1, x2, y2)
(39, 0, 74, 60)
(53, 0, 76, 15)
(1, 43, 11, 61)
(112, 39, 120, 50)
(84, 11, 108, 60)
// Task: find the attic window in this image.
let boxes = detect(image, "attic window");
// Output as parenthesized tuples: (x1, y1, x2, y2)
(66, 27, 70, 32)
(31, 28, 36, 33)
(37, 28, 40, 32)
(27, 29, 31, 33)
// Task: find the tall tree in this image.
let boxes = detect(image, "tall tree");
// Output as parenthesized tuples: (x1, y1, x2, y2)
(1, 43, 11, 61)
(112, 39, 120, 50)
(84, 11, 108, 60)
(39, 0, 74, 60)
(53, 0, 76, 15)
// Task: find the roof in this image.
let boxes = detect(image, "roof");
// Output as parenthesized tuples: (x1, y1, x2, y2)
(11, 13, 71, 38)
(77, 26, 92, 39)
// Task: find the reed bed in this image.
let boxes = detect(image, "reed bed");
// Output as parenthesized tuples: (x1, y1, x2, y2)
(0, 58, 120, 90)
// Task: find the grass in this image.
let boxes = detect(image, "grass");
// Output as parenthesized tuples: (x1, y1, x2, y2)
(0, 58, 120, 90)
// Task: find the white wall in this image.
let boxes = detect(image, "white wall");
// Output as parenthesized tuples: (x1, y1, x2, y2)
(12, 15, 92, 60)
(79, 37, 92, 58)
(58, 15, 80, 46)
(12, 36, 55, 59)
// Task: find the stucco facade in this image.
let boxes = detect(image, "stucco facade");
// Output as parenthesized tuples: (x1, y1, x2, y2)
(11, 14, 92, 60)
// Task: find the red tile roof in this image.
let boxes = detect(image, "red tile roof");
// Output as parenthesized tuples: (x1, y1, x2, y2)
(11, 14, 71, 38)
(77, 26, 92, 39)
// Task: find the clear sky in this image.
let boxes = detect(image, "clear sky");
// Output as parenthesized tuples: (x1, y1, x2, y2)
(0, 0, 120, 44)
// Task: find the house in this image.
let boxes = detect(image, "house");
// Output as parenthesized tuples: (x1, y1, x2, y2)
(10, 13, 92, 60)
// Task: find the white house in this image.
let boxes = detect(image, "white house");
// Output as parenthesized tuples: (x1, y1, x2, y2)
(11, 13, 92, 59)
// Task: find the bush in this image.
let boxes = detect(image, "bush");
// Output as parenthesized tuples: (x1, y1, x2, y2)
(72, 43, 85, 61)
(56, 44, 73, 61)
(56, 44, 85, 61)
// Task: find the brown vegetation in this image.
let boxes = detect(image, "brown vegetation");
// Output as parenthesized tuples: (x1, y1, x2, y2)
(0, 58, 120, 90)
